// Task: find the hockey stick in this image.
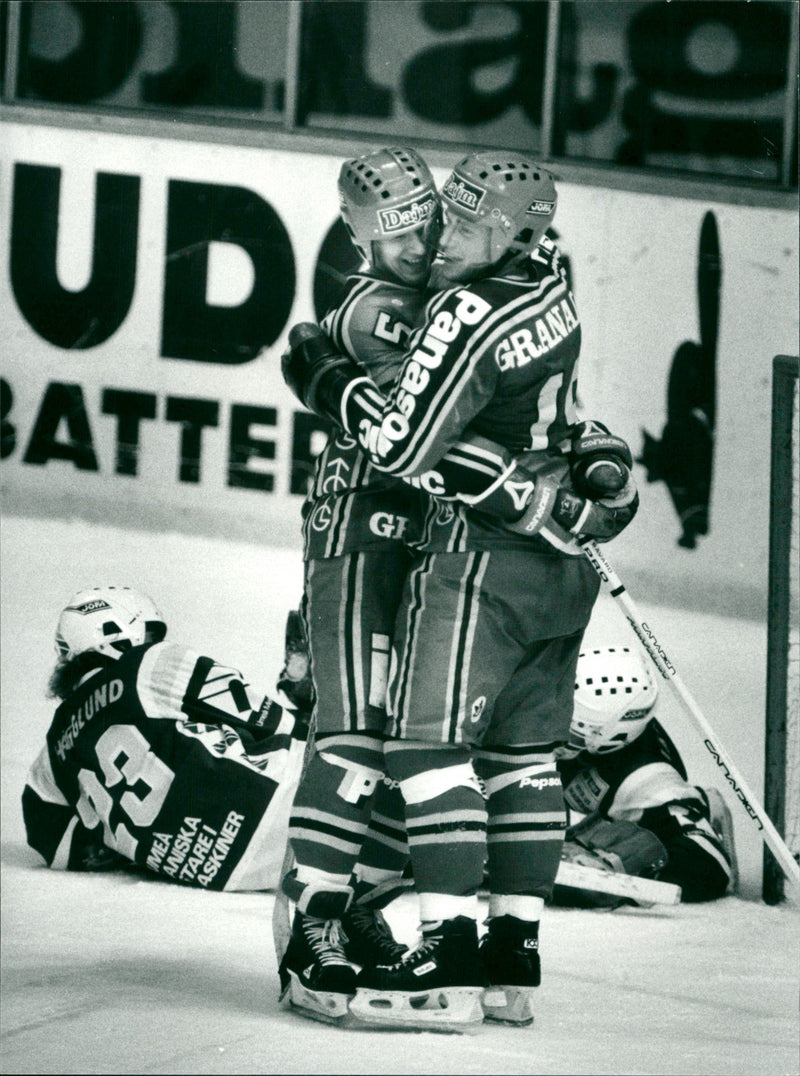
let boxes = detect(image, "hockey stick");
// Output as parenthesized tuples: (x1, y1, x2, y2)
(579, 538, 800, 886)
(272, 716, 317, 975)
(555, 859, 681, 906)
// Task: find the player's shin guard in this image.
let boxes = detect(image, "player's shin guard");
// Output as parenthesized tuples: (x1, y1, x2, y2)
(473, 745, 566, 1026)
(384, 741, 487, 921)
(474, 745, 566, 902)
(351, 778, 412, 910)
(284, 732, 386, 917)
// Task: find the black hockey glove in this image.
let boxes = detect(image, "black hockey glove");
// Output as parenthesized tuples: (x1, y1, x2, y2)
(281, 323, 366, 425)
(568, 420, 634, 498)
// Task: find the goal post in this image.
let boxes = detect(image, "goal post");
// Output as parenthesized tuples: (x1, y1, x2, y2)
(763, 354, 800, 903)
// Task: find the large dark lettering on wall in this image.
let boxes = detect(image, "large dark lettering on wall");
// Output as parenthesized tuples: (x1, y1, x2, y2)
(298, 1, 391, 120)
(162, 180, 295, 363)
(20, 0, 141, 103)
(1, 380, 16, 459)
(404, 1, 548, 125)
(291, 412, 334, 496)
(619, 2, 788, 165)
(11, 164, 139, 349)
(22, 383, 99, 470)
(102, 389, 158, 476)
(142, 1, 263, 108)
(165, 396, 219, 483)
(552, 5, 618, 146)
(228, 405, 277, 491)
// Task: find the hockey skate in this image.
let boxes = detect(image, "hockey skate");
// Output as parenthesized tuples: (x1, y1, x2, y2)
(278, 912, 357, 1025)
(479, 915, 540, 1027)
(348, 916, 486, 1033)
(341, 905, 409, 969)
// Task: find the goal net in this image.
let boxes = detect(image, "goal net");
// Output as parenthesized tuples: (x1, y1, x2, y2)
(763, 354, 800, 903)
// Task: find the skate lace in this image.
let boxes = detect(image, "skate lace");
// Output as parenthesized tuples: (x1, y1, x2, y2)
(302, 916, 348, 966)
(388, 931, 438, 971)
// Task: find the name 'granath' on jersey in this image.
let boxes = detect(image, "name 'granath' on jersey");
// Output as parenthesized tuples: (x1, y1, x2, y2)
(494, 292, 579, 370)
(54, 679, 123, 760)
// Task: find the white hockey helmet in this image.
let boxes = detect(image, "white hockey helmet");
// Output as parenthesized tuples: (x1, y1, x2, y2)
(570, 645, 658, 754)
(338, 146, 439, 260)
(440, 152, 557, 262)
(55, 586, 166, 662)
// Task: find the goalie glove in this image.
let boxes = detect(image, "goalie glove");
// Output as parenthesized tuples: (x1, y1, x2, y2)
(281, 323, 368, 425)
(564, 814, 668, 879)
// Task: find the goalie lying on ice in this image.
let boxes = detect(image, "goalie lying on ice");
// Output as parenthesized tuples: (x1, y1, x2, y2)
(552, 644, 737, 906)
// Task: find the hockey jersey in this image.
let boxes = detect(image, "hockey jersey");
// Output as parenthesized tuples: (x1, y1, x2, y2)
(557, 719, 734, 899)
(302, 271, 428, 559)
(337, 238, 584, 553)
(22, 641, 306, 891)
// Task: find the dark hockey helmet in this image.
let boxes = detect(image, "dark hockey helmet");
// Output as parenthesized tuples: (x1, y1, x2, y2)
(55, 586, 166, 662)
(440, 152, 557, 262)
(570, 646, 658, 754)
(338, 147, 440, 261)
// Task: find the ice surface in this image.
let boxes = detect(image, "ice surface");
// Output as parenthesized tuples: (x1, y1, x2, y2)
(1, 515, 798, 1075)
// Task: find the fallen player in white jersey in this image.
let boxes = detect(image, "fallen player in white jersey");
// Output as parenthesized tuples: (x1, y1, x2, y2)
(553, 644, 736, 908)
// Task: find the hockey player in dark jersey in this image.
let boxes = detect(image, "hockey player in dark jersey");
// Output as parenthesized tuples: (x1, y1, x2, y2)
(277, 148, 442, 1019)
(281, 152, 640, 1030)
(279, 147, 582, 1021)
(22, 587, 311, 892)
(555, 645, 735, 906)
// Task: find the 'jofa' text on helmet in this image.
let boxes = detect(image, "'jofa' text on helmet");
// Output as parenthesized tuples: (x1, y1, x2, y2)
(55, 586, 167, 662)
(570, 645, 658, 754)
(440, 152, 557, 262)
(338, 146, 439, 260)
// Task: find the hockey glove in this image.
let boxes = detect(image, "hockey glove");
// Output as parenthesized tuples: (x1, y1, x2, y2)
(551, 479, 639, 542)
(568, 420, 634, 498)
(564, 814, 668, 879)
(276, 609, 315, 724)
(281, 323, 366, 425)
(505, 473, 639, 542)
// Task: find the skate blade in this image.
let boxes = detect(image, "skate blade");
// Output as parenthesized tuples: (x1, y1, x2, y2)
(285, 970, 355, 1026)
(482, 986, 535, 1026)
(349, 986, 484, 1033)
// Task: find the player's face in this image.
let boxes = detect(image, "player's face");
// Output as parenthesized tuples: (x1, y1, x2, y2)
(430, 211, 494, 288)
(372, 224, 434, 287)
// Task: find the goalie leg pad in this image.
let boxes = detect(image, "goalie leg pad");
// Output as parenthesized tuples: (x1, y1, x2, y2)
(349, 986, 485, 1033)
